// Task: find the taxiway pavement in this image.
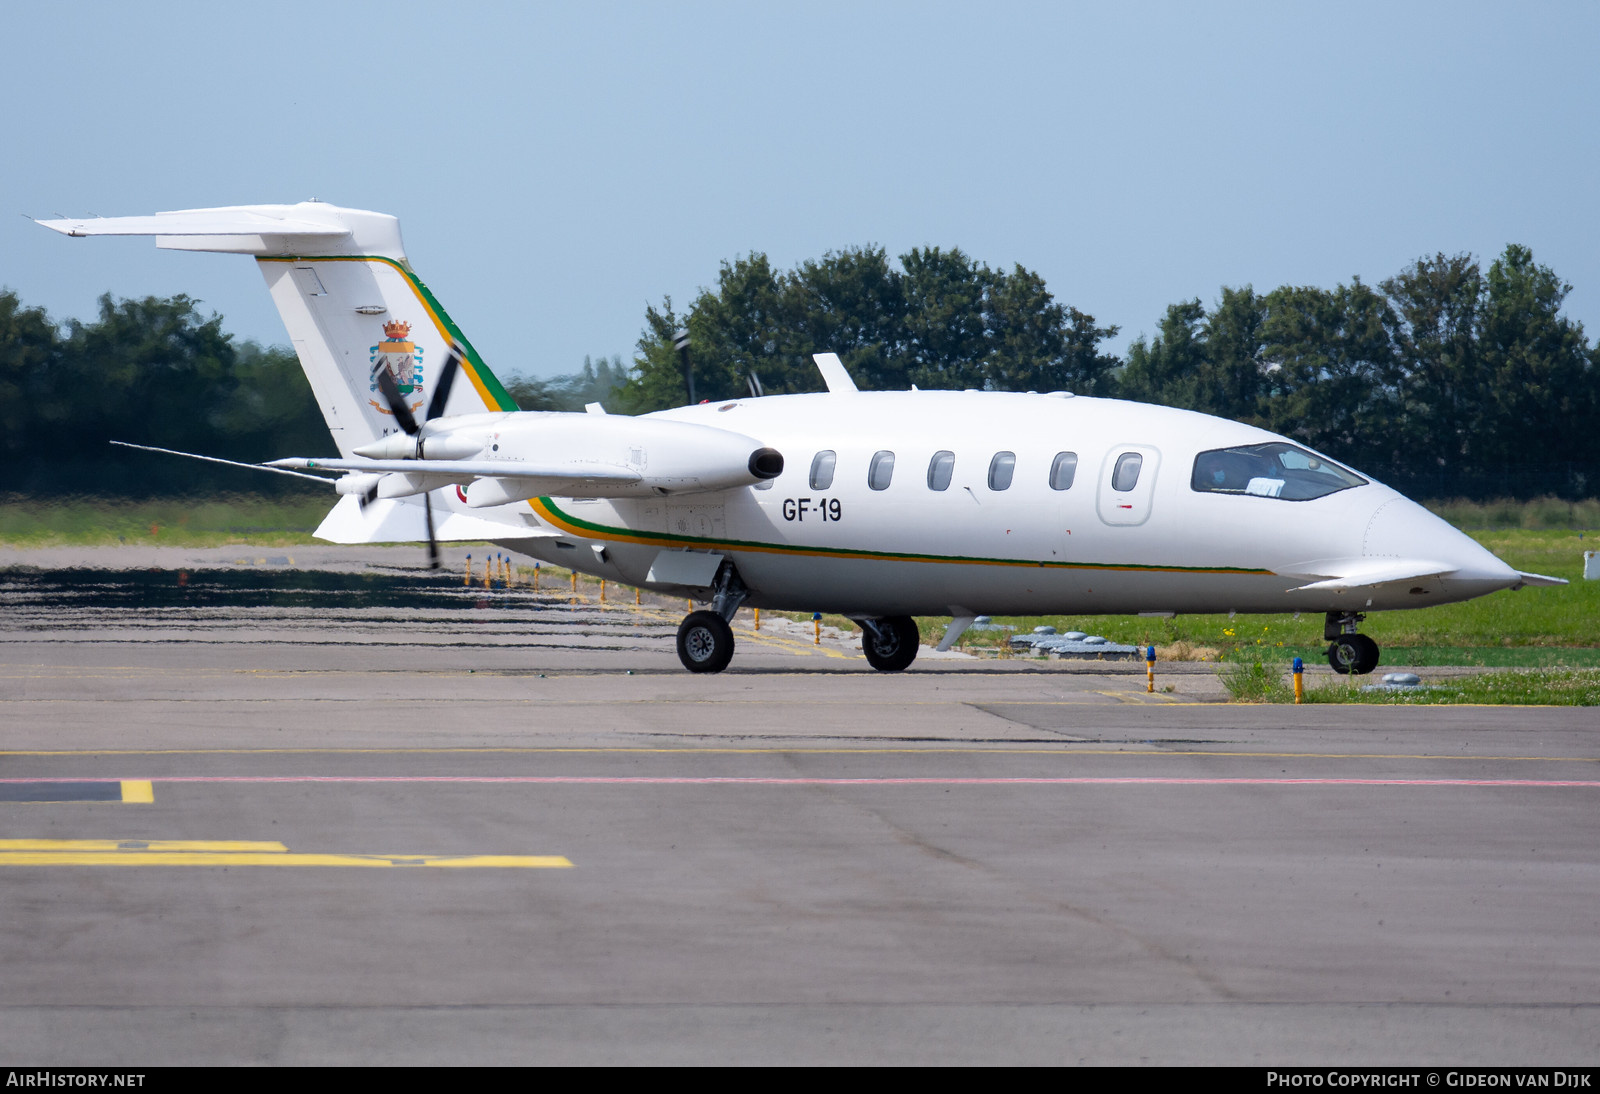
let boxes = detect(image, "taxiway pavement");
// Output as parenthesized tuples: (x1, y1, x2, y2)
(1, 554, 1596, 1064)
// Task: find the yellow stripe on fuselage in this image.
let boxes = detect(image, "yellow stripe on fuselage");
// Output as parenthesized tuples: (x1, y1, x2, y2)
(526, 498, 1265, 576)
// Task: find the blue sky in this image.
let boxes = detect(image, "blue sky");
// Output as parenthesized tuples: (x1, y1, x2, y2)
(5, 1, 1597, 380)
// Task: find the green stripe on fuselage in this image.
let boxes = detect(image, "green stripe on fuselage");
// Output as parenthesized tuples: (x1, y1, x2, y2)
(534, 498, 1269, 575)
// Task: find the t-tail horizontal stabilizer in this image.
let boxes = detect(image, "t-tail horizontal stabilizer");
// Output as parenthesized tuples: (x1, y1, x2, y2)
(34, 202, 509, 457)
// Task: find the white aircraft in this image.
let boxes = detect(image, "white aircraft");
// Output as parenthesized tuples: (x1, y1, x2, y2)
(39, 201, 1565, 675)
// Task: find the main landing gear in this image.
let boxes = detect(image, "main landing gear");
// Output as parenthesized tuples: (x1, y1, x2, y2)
(855, 616, 921, 672)
(675, 563, 747, 674)
(677, 611, 735, 673)
(670, 562, 923, 675)
(1325, 611, 1380, 675)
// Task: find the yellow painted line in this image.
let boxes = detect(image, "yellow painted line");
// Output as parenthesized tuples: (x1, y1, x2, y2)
(0, 840, 288, 852)
(0, 851, 571, 868)
(733, 628, 851, 659)
(121, 780, 153, 803)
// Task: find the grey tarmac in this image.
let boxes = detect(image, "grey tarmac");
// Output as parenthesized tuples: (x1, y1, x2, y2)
(0, 551, 1596, 1064)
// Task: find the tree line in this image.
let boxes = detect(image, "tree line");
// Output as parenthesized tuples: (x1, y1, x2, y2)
(619, 243, 1598, 497)
(0, 291, 327, 496)
(2, 240, 1595, 498)
(0, 292, 635, 495)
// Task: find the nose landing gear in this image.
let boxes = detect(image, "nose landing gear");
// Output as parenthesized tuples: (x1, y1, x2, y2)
(1325, 612, 1380, 675)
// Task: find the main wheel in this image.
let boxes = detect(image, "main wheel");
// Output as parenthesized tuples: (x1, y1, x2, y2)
(861, 615, 920, 672)
(677, 610, 735, 673)
(1327, 634, 1379, 675)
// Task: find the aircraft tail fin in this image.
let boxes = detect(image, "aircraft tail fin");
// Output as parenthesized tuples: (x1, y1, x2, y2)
(38, 203, 518, 457)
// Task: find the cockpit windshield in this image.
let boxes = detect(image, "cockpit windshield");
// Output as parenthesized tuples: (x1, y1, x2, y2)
(1190, 442, 1367, 501)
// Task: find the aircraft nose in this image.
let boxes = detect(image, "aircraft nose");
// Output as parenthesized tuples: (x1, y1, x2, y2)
(1363, 496, 1518, 592)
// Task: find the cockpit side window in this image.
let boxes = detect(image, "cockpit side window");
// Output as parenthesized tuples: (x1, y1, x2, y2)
(1191, 442, 1366, 501)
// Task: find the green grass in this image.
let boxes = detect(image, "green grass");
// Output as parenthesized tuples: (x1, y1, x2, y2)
(5, 493, 1597, 701)
(1304, 646, 1600, 668)
(4, 497, 1597, 658)
(930, 528, 1599, 664)
(1223, 665, 1600, 706)
(1425, 495, 1600, 531)
(0, 494, 332, 547)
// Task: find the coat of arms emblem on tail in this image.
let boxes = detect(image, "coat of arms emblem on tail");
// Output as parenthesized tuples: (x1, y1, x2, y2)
(370, 320, 425, 416)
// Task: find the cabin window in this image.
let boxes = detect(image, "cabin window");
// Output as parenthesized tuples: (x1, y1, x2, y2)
(1049, 451, 1078, 490)
(927, 451, 955, 491)
(809, 450, 836, 491)
(988, 452, 1016, 491)
(1190, 442, 1367, 501)
(1112, 452, 1143, 492)
(868, 450, 896, 491)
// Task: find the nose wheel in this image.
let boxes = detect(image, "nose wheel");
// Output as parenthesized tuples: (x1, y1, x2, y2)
(1325, 612, 1380, 675)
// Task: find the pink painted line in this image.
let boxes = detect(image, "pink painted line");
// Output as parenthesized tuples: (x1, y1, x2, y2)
(3, 776, 1600, 788)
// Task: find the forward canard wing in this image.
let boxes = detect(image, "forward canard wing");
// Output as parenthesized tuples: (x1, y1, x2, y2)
(1276, 559, 1568, 593)
(1276, 559, 1456, 592)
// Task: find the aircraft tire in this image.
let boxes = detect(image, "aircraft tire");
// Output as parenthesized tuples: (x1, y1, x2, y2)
(862, 615, 920, 672)
(677, 610, 735, 673)
(1327, 634, 1380, 676)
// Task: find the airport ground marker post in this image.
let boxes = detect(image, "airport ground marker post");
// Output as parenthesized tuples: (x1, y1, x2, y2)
(1146, 645, 1156, 692)
(1293, 656, 1304, 703)
(814, 612, 822, 644)
(463, 554, 472, 587)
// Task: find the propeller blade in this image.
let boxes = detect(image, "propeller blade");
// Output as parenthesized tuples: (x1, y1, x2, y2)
(375, 367, 420, 436)
(426, 340, 463, 422)
(424, 490, 440, 570)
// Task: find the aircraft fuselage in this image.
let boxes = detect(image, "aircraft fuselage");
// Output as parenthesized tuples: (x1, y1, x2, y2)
(500, 389, 1517, 619)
